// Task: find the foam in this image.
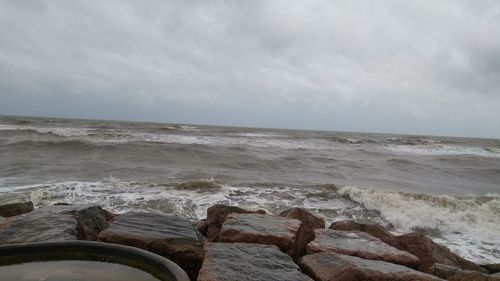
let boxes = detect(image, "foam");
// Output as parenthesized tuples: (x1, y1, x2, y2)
(339, 186, 500, 263)
(0, 124, 90, 138)
(386, 144, 500, 158)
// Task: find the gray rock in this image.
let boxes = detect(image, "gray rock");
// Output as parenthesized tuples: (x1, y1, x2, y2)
(98, 212, 204, 281)
(197, 242, 314, 281)
(307, 229, 419, 267)
(0, 204, 109, 243)
(205, 204, 265, 241)
(0, 194, 34, 217)
(300, 251, 443, 281)
(219, 213, 308, 259)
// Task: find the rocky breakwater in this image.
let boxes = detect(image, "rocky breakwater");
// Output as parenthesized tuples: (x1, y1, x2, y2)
(1, 199, 497, 281)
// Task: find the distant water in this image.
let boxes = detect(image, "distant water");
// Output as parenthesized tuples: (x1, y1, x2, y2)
(0, 115, 499, 263)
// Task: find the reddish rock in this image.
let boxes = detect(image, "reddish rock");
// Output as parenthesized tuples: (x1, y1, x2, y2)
(300, 251, 443, 281)
(98, 212, 204, 280)
(430, 263, 500, 281)
(195, 219, 207, 236)
(280, 207, 325, 229)
(307, 229, 419, 267)
(197, 242, 314, 281)
(0, 204, 110, 243)
(482, 264, 500, 274)
(329, 220, 393, 241)
(330, 220, 486, 273)
(219, 213, 309, 259)
(205, 204, 265, 241)
(0, 194, 34, 217)
(280, 207, 325, 256)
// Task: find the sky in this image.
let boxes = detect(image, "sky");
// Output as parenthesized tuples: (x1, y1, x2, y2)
(0, 1, 499, 138)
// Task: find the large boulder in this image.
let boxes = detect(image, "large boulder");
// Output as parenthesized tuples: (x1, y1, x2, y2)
(482, 264, 500, 274)
(0, 194, 34, 217)
(307, 229, 419, 267)
(0, 204, 110, 244)
(330, 220, 486, 273)
(197, 242, 313, 281)
(98, 212, 204, 281)
(205, 204, 265, 241)
(219, 213, 308, 259)
(330, 220, 393, 240)
(280, 207, 325, 256)
(300, 251, 443, 281)
(430, 263, 500, 281)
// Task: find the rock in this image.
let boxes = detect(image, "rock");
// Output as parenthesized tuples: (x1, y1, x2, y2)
(307, 229, 419, 267)
(430, 263, 464, 279)
(388, 233, 487, 273)
(300, 251, 443, 281)
(482, 264, 500, 274)
(205, 204, 265, 241)
(280, 207, 325, 229)
(197, 242, 314, 281)
(280, 207, 325, 256)
(219, 213, 308, 259)
(0, 204, 109, 243)
(329, 220, 393, 241)
(0, 194, 34, 217)
(330, 220, 486, 273)
(430, 263, 500, 281)
(195, 219, 207, 236)
(98, 212, 204, 280)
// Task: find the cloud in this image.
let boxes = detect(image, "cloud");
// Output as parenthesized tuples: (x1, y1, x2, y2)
(0, 0, 499, 137)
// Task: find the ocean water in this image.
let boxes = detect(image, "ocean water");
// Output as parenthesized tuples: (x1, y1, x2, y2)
(0, 115, 499, 264)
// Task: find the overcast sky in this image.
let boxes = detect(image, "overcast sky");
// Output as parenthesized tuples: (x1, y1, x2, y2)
(1, 1, 499, 138)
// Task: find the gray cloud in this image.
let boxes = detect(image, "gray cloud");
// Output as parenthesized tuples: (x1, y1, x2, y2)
(1, 0, 499, 137)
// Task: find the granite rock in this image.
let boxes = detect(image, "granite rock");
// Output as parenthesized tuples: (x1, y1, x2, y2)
(307, 229, 419, 267)
(197, 242, 313, 281)
(219, 213, 308, 259)
(98, 212, 204, 280)
(0, 194, 34, 217)
(205, 204, 265, 241)
(300, 251, 443, 281)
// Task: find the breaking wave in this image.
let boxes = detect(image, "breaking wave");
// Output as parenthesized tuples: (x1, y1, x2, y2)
(385, 144, 500, 158)
(339, 186, 500, 263)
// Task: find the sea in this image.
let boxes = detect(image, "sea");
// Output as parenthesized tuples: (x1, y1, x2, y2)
(0, 115, 499, 264)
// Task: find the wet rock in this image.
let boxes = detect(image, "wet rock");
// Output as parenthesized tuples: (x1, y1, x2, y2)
(280, 207, 325, 229)
(482, 264, 500, 274)
(280, 207, 324, 256)
(0, 204, 109, 243)
(219, 213, 308, 259)
(330, 220, 486, 273)
(0, 194, 34, 217)
(195, 219, 207, 236)
(205, 204, 265, 241)
(307, 229, 419, 267)
(98, 212, 204, 280)
(197, 242, 314, 281)
(329, 220, 393, 241)
(300, 251, 443, 281)
(430, 263, 500, 281)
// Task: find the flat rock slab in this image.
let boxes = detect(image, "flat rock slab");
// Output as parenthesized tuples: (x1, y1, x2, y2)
(98, 212, 204, 280)
(197, 242, 314, 281)
(219, 213, 306, 259)
(430, 263, 500, 281)
(0, 204, 109, 244)
(0, 194, 34, 217)
(307, 229, 419, 267)
(300, 251, 443, 281)
(205, 204, 265, 241)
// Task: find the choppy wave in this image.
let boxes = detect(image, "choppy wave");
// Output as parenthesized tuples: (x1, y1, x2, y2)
(339, 186, 500, 263)
(1, 177, 499, 263)
(386, 144, 500, 158)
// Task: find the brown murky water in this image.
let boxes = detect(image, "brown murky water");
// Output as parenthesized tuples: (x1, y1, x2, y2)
(0, 260, 161, 281)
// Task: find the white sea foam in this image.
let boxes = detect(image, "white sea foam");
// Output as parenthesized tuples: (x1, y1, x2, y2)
(0, 124, 91, 138)
(386, 144, 500, 158)
(339, 186, 500, 263)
